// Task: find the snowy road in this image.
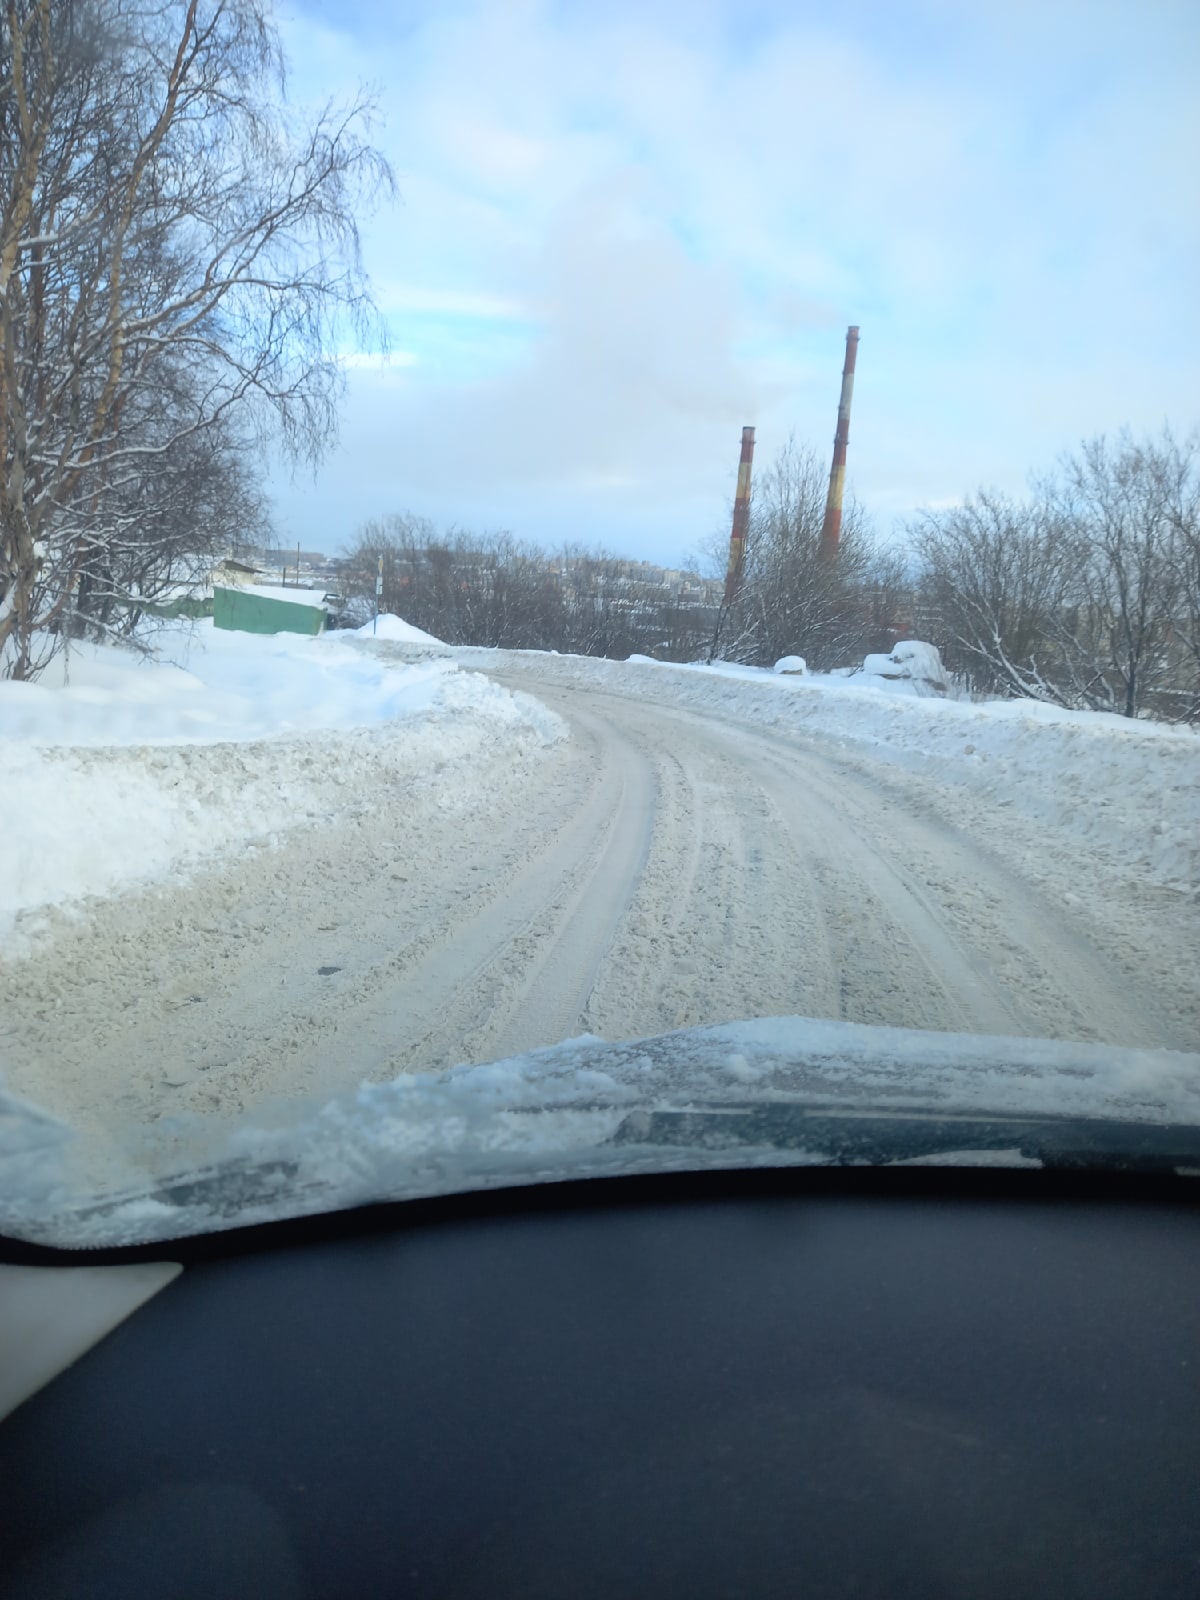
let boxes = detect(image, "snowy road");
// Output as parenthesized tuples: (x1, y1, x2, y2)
(4, 652, 1196, 1151)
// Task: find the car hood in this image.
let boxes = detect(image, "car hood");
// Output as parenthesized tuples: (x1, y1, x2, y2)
(3, 1016, 1199, 1248)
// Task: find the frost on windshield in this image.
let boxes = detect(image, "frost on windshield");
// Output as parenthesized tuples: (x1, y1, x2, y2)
(3, 1018, 1198, 1251)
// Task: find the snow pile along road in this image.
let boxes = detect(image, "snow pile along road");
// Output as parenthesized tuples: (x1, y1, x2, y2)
(0, 615, 456, 745)
(354, 613, 444, 646)
(462, 650, 1200, 895)
(0, 621, 564, 949)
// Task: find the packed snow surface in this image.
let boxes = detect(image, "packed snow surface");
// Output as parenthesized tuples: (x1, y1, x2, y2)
(469, 648, 1198, 895)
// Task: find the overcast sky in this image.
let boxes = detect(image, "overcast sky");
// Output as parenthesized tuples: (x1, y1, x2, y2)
(267, 0, 1199, 567)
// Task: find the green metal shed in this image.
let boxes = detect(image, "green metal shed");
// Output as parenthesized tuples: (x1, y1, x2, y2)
(213, 586, 329, 637)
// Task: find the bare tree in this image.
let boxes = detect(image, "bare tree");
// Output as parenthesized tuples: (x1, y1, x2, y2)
(914, 429, 1200, 721)
(706, 435, 901, 669)
(912, 491, 1076, 700)
(1172, 442, 1200, 702)
(1, 0, 391, 678)
(1044, 431, 1197, 720)
(339, 520, 714, 660)
(72, 410, 272, 640)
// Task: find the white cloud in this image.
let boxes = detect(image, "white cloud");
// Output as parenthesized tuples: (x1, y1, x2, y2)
(374, 284, 531, 321)
(269, 0, 1200, 562)
(338, 350, 419, 370)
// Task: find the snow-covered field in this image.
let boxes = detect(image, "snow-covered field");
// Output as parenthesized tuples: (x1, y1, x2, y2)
(0, 619, 563, 950)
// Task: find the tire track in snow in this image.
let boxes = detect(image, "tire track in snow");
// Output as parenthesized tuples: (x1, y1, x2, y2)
(742, 721, 1185, 1047)
(493, 665, 1194, 1052)
(423, 703, 655, 1070)
(578, 695, 838, 1039)
(548, 684, 1003, 1038)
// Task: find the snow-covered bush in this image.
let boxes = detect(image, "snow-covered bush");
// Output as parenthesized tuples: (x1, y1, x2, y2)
(860, 641, 948, 696)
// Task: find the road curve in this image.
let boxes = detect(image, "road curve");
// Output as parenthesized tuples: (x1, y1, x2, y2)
(4, 654, 1195, 1159)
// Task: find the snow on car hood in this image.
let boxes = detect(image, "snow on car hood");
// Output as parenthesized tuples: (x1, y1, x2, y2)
(3, 1016, 1199, 1248)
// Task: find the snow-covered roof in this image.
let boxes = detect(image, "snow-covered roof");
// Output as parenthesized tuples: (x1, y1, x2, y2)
(237, 584, 330, 609)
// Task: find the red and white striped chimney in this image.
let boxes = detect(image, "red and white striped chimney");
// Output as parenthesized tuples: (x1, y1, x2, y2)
(818, 325, 860, 562)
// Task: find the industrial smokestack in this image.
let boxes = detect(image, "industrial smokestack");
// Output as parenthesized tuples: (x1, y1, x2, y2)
(818, 325, 860, 562)
(723, 425, 756, 605)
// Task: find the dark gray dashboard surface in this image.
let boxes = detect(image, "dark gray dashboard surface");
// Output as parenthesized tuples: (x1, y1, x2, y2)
(2, 1184, 1198, 1599)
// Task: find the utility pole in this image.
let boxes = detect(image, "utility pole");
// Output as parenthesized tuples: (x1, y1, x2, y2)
(374, 553, 383, 635)
(708, 425, 756, 662)
(818, 325, 860, 563)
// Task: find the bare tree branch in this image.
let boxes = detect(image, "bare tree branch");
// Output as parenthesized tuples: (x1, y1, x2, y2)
(1, 0, 392, 677)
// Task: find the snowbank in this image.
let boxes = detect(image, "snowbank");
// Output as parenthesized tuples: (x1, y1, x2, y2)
(0, 621, 453, 747)
(0, 623, 564, 949)
(774, 655, 807, 676)
(356, 613, 443, 645)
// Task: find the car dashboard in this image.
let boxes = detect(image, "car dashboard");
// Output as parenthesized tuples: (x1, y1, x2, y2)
(1, 1167, 1198, 1599)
